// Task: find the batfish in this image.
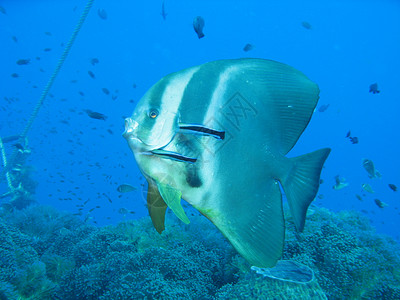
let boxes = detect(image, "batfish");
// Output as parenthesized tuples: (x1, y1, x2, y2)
(123, 58, 330, 267)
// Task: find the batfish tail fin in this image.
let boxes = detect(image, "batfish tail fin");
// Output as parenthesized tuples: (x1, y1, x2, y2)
(281, 148, 331, 232)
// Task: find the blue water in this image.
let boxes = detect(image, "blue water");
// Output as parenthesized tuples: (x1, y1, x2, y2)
(1, 0, 399, 249)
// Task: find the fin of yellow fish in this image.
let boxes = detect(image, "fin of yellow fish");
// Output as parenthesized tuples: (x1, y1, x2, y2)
(281, 148, 331, 232)
(156, 181, 190, 225)
(146, 179, 168, 233)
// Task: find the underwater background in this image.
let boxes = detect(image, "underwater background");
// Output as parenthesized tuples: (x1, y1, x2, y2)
(0, 0, 399, 299)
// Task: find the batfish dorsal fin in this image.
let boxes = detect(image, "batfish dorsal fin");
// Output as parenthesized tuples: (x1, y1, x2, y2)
(156, 181, 190, 225)
(240, 59, 320, 155)
(146, 179, 168, 234)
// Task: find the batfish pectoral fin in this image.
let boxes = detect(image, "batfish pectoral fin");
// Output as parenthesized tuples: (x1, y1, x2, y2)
(281, 148, 331, 232)
(146, 179, 168, 234)
(156, 181, 190, 224)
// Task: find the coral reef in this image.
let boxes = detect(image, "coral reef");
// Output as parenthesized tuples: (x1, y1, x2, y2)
(0, 204, 399, 299)
(283, 208, 400, 299)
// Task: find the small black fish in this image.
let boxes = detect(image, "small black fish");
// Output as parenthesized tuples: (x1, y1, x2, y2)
(369, 83, 380, 94)
(388, 184, 397, 192)
(349, 136, 358, 144)
(44, 48, 51, 52)
(301, 21, 312, 29)
(102, 87, 110, 95)
(91, 58, 99, 66)
(243, 43, 254, 52)
(193, 16, 205, 39)
(374, 199, 387, 208)
(88, 70, 95, 79)
(318, 104, 330, 112)
(161, 1, 167, 20)
(0, 6, 6, 15)
(16, 59, 30, 65)
(13, 143, 24, 150)
(345, 131, 358, 144)
(98, 8, 107, 20)
(85, 109, 107, 120)
(11, 73, 19, 78)
(12, 36, 17, 43)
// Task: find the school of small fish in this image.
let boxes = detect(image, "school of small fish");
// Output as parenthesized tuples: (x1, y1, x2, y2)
(332, 157, 397, 211)
(1, 1, 396, 230)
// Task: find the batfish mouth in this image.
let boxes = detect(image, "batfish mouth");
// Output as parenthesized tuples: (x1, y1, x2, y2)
(123, 119, 225, 164)
(123, 117, 196, 163)
(123, 118, 148, 152)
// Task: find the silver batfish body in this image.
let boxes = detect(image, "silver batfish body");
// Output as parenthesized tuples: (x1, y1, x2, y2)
(123, 58, 330, 267)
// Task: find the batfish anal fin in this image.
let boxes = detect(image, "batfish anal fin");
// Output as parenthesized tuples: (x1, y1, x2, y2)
(156, 181, 190, 224)
(146, 179, 168, 234)
(200, 180, 285, 268)
(281, 148, 331, 232)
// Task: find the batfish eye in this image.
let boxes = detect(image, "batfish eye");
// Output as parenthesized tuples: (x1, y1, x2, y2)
(149, 109, 159, 119)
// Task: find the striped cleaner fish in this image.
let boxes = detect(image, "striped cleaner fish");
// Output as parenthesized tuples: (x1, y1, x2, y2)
(123, 58, 330, 268)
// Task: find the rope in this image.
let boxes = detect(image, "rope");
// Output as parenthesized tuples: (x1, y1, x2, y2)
(0, 137, 14, 191)
(2, 0, 95, 186)
(7, 0, 95, 163)
(21, 0, 95, 138)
